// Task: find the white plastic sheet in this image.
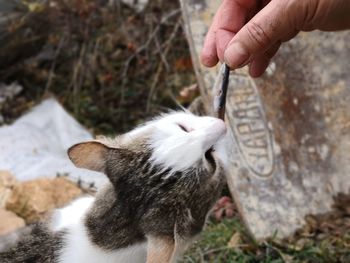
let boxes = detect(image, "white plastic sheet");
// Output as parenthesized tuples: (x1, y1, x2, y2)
(0, 98, 107, 189)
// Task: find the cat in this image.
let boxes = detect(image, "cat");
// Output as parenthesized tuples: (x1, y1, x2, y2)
(0, 111, 228, 263)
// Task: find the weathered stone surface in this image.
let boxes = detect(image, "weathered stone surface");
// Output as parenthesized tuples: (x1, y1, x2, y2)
(0, 170, 18, 209)
(0, 209, 25, 236)
(6, 177, 82, 223)
(181, 0, 350, 239)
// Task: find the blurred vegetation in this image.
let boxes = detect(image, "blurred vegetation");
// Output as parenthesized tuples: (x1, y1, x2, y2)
(181, 217, 350, 263)
(0, 0, 196, 134)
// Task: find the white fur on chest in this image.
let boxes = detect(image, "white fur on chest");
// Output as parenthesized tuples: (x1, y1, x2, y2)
(58, 222, 147, 263)
(51, 197, 147, 263)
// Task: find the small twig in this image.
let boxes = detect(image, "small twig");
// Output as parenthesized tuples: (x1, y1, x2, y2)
(199, 248, 205, 263)
(119, 22, 160, 108)
(213, 64, 230, 120)
(45, 36, 65, 91)
(201, 246, 233, 256)
(154, 32, 170, 72)
(146, 16, 182, 112)
(121, 8, 181, 80)
(70, 42, 86, 114)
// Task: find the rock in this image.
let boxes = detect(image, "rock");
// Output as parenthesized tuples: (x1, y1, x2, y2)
(114, 0, 149, 12)
(0, 209, 25, 236)
(0, 170, 18, 209)
(182, 0, 350, 239)
(6, 177, 82, 223)
(0, 82, 23, 106)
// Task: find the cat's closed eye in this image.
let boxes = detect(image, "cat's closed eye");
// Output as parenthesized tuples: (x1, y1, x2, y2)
(178, 123, 190, 133)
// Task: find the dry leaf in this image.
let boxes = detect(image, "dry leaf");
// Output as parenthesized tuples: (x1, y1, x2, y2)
(227, 232, 241, 248)
(174, 57, 193, 71)
(177, 84, 199, 104)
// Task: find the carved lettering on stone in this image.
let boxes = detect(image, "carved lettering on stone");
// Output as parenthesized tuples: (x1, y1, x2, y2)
(228, 77, 274, 178)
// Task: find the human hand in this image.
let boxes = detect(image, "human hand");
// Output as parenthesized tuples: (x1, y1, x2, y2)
(201, 0, 350, 77)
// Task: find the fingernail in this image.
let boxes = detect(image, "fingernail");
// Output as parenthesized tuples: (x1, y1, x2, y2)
(224, 42, 250, 69)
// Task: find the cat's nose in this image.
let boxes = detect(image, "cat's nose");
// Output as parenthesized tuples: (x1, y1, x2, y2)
(211, 118, 226, 136)
(201, 118, 227, 146)
(194, 116, 227, 136)
(203, 116, 226, 130)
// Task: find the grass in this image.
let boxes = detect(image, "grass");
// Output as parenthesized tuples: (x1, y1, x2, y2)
(181, 216, 350, 263)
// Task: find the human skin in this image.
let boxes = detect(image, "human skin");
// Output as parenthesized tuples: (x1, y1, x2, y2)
(201, 0, 350, 77)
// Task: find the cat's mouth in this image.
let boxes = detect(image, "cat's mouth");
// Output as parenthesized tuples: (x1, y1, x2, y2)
(204, 147, 216, 171)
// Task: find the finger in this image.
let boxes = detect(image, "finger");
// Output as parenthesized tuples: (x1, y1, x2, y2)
(216, 31, 236, 63)
(249, 57, 268, 77)
(201, 13, 219, 67)
(234, 0, 257, 9)
(247, 0, 270, 20)
(216, 0, 258, 62)
(224, 0, 289, 69)
(201, 0, 258, 66)
(248, 28, 297, 77)
(249, 41, 280, 77)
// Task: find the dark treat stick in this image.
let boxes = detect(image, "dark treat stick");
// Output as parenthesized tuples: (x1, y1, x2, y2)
(213, 64, 230, 120)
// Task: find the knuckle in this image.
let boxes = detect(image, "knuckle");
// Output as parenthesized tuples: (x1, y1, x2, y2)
(285, 0, 319, 29)
(303, 0, 320, 26)
(245, 21, 271, 51)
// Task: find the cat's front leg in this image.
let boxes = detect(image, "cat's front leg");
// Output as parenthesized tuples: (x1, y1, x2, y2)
(146, 235, 174, 263)
(169, 234, 192, 263)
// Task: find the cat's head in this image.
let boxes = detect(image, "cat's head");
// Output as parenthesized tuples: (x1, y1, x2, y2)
(68, 111, 227, 182)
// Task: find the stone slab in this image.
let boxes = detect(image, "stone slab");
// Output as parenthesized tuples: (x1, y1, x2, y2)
(180, 0, 350, 239)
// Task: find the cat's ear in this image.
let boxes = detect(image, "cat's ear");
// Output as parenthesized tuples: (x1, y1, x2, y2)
(68, 141, 109, 172)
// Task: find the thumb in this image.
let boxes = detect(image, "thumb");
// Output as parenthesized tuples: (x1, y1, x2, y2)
(224, 0, 292, 69)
